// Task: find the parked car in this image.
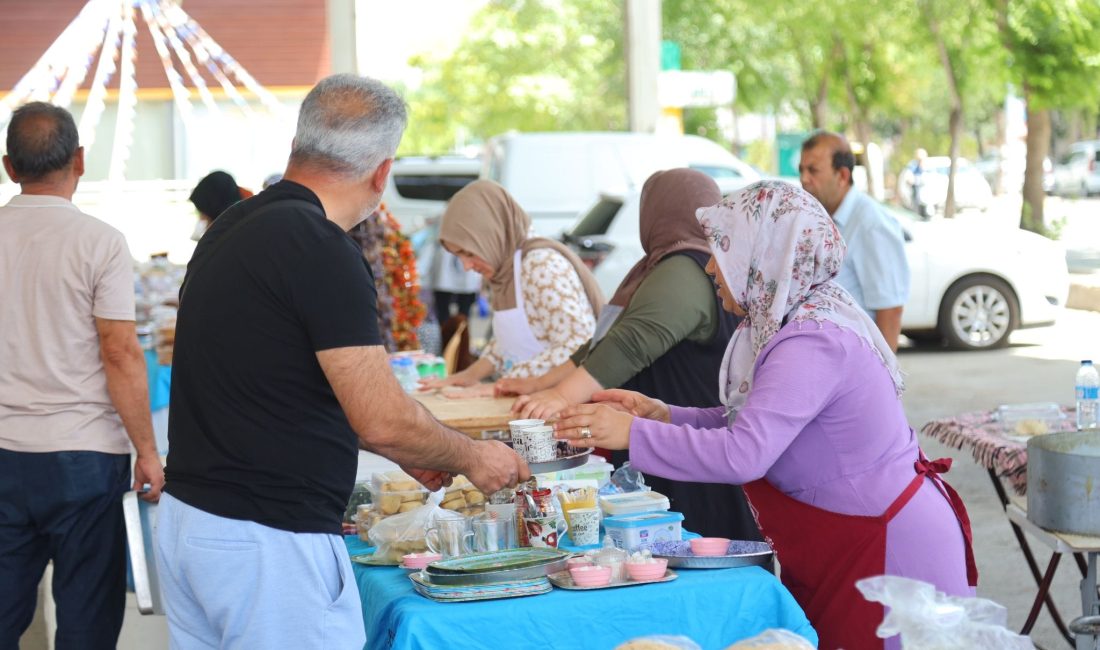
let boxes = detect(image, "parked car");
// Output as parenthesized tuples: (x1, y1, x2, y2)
(974, 150, 1054, 195)
(566, 188, 1069, 350)
(1051, 140, 1100, 197)
(898, 156, 993, 214)
(482, 131, 760, 236)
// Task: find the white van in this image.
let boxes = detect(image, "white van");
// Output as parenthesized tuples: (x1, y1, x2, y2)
(381, 155, 481, 232)
(482, 132, 760, 236)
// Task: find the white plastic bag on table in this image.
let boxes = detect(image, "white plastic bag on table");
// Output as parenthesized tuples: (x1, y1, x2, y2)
(723, 629, 815, 649)
(856, 575, 1035, 649)
(609, 461, 649, 493)
(614, 635, 702, 650)
(367, 490, 463, 563)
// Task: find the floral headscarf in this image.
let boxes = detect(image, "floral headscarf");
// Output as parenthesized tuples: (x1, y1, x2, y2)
(696, 181, 904, 423)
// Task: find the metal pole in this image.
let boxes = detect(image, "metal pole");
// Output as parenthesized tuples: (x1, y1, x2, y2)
(328, 0, 358, 74)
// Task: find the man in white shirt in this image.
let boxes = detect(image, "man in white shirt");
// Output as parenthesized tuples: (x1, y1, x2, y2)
(0, 102, 164, 649)
(799, 131, 910, 351)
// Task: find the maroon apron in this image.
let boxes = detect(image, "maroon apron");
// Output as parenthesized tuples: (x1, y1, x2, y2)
(742, 456, 978, 650)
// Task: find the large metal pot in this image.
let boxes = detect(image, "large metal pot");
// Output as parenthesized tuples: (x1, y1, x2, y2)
(1027, 429, 1100, 536)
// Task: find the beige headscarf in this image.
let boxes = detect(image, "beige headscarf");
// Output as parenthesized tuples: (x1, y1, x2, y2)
(608, 168, 722, 307)
(439, 180, 605, 313)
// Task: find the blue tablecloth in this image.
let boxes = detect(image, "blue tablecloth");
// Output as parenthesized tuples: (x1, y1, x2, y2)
(143, 349, 172, 411)
(345, 536, 816, 650)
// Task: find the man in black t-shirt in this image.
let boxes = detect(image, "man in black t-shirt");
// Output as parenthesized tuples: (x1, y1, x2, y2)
(155, 75, 530, 648)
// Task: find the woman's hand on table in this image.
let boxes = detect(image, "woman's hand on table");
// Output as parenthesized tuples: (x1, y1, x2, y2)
(493, 376, 541, 397)
(591, 389, 671, 423)
(418, 369, 478, 391)
(554, 403, 633, 451)
(511, 389, 570, 420)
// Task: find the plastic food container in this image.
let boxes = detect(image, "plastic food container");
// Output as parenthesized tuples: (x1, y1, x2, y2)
(602, 511, 684, 551)
(599, 491, 671, 517)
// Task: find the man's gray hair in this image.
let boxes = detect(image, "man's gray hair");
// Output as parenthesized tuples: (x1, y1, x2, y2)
(290, 74, 408, 178)
(6, 102, 80, 182)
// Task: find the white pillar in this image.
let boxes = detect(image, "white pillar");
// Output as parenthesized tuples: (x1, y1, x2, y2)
(328, 0, 358, 74)
(624, 0, 661, 133)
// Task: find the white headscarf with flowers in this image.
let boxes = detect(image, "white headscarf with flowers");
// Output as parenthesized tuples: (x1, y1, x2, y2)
(696, 181, 905, 424)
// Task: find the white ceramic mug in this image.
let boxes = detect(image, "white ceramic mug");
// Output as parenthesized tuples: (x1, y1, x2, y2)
(567, 507, 601, 546)
(523, 514, 567, 548)
(520, 425, 557, 463)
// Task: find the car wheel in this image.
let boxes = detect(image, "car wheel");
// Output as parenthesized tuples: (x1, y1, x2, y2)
(937, 274, 1019, 350)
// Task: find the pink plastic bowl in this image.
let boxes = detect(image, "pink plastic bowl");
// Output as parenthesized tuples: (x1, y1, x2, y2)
(569, 564, 612, 587)
(625, 558, 668, 581)
(566, 556, 593, 569)
(401, 552, 442, 569)
(689, 537, 731, 557)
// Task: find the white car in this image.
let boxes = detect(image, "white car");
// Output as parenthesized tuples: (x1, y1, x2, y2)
(898, 156, 994, 214)
(566, 192, 1069, 350)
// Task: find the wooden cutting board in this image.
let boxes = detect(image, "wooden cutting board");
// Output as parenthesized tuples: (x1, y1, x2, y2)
(414, 391, 516, 437)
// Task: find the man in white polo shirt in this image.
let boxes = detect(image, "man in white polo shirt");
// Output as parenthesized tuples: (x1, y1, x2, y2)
(0, 102, 164, 649)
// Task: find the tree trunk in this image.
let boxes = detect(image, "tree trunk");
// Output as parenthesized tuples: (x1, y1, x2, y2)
(843, 65, 877, 199)
(811, 79, 829, 130)
(945, 107, 962, 218)
(1022, 98, 1050, 233)
(923, 0, 963, 217)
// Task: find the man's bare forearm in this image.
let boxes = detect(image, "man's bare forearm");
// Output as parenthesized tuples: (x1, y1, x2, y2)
(101, 343, 158, 458)
(875, 306, 904, 352)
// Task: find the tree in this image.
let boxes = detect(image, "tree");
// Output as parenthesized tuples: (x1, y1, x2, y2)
(919, 0, 1004, 217)
(399, 0, 625, 155)
(992, 0, 1100, 232)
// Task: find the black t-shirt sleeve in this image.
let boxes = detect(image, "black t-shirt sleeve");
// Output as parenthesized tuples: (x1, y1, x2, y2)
(289, 235, 383, 351)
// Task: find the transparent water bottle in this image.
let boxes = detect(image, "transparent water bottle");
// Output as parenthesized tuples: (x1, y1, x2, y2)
(1075, 360, 1100, 430)
(391, 357, 420, 393)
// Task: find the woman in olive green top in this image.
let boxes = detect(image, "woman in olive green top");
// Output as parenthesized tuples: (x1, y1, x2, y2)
(498, 168, 762, 541)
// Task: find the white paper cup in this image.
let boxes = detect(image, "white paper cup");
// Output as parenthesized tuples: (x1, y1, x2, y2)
(520, 425, 556, 463)
(508, 419, 544, 457)
(568, 507, 600, 546)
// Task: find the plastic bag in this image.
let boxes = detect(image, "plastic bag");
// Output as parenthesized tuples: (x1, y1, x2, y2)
(614, 635, 702, 650)
(610, 461, 649, 493)
(724, 629, 815, 649)
(856, 575, 1035, 649)
(367, 490, 463, 564)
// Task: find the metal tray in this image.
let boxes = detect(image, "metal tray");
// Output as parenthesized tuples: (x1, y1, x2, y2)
(410, 571, 552, 602)
(651, 540, 773, 569)
(421, 554, 570, 586)
(548, 569, 677, 590)
(427, 547, 571, 574)
(528, 447, 592, 474)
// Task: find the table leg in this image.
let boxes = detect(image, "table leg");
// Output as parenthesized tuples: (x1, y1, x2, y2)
(989, 469, 1076, 645)
(1024, 554, 1063, 635)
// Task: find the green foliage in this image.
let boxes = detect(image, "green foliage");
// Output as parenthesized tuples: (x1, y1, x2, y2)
(399, 0, 626, 155)
(398, 0, 1100, 162)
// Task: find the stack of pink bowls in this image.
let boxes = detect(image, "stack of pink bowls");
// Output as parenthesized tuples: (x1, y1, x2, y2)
(689, 537, 731, 557)
(401, 552, 442, 570)
(625, 557, 668, 581)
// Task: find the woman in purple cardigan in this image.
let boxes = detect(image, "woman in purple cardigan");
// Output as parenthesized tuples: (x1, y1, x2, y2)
(554, 181, 976, 650)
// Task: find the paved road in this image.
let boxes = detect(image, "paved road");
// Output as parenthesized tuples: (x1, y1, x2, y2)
(902, 307, 1100, 648)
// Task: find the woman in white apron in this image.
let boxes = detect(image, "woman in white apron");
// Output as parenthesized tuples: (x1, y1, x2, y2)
(420, 181, 604, 392)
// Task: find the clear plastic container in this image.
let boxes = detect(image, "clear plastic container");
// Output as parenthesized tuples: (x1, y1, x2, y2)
(993, 402, 1067, 437)
(599, 491, 671, 517)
